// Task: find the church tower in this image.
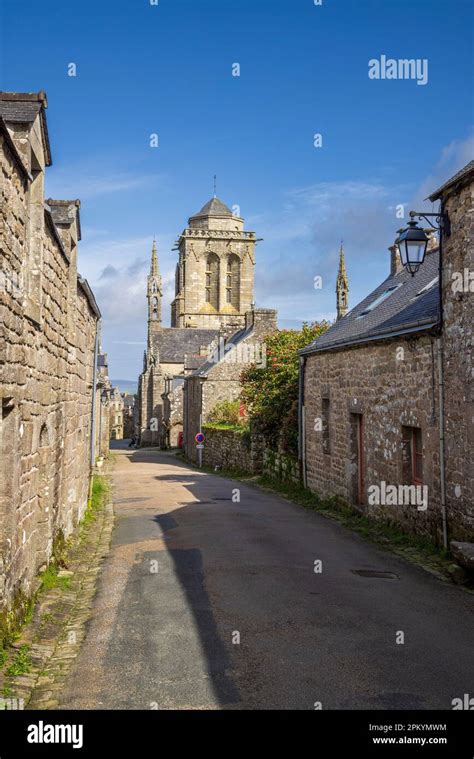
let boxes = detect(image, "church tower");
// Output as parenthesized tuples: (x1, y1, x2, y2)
(170, 196, 256, 330)
(147, 239, 163, 330)
(336, 243, 349, 320)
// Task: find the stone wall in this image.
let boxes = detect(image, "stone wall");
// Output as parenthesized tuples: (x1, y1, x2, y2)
(162, 381, 183, 447)
(303, 335, 444, 540)
(200, 426, 255, 473)
(438, 176, 474, 540)
(263, 449, 300, 484)
(0, 96, 100, 619)
(138, 362, 166, 447)
(109, 388, 124, 440)
(191, 424, 299, 484)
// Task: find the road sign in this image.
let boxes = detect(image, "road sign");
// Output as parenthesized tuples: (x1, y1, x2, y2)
(195, 432, 205, 444)
(196, 443, 204, 450)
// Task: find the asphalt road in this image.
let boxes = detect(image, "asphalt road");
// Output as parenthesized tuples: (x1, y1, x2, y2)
(60, 447, 474, 710)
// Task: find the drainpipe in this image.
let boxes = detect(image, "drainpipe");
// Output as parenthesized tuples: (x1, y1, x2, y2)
(89, 318, 101, 502)
(298, 354, 307, 488)
(437, 336, 448, 550)
(437, 206, 448, 550)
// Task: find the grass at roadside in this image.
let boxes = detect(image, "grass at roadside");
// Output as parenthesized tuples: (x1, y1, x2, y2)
(0, 472, 111, 674)
(83, 475, 110, 528)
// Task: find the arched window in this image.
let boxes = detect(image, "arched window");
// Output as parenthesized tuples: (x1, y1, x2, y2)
(152, 297, 158, 319)
(205, 254, 219, 309)
(226, 254, 240, 309)
(175, 264, 179, 296)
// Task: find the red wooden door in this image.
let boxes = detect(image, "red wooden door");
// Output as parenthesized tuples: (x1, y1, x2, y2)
(357, 415, 365, 505)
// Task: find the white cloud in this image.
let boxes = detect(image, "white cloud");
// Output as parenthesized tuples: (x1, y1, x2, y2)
(414, 131, 474, 207)
(46, 164, 162, 200)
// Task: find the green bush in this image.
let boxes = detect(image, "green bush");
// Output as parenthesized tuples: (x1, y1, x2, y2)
(207, 399, 243, 427)
(240, 322, 330, 455)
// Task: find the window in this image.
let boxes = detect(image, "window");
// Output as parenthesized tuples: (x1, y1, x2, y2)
(356, 284, 402, 318)
(413, 276, 438, 298)
(322, 398, 330, 454)
(402, 426, 423, 484)
(226, 254, 240, 309)
(205, 254, 219, 309)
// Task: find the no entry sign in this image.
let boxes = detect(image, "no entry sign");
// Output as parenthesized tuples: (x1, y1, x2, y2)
(195, 432, 205, 444)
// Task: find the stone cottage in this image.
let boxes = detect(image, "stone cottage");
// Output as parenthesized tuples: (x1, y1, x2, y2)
(109, 386, 124, 440)
(0, 91, 101, 618)
(183, 307, 278, 463)
(95, 349, 112, 457)
(299, 162, 473, 544)
(122, 393, 137, 439)
(138, 196, 261, 447)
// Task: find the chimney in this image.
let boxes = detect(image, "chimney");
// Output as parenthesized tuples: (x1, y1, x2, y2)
(389, 242, 402, 276)
(247, 308, 278, 336)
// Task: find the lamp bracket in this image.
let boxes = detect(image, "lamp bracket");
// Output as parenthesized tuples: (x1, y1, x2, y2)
(409, 210, 451, 236)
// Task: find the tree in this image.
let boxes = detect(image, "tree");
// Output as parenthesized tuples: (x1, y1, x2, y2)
(240, 322, 329, 455)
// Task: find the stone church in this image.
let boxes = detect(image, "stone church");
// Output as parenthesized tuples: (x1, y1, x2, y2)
(138, 196, 264, 446)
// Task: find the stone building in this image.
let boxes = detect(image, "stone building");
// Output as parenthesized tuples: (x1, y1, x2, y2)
(171, 197, 256, 330)
(122, 393, 137, 439)
(183, 308, 278, 463)
(95, 350, 111, 458)
(299, 162, 473, 544)
(109, 387, 124, 440)
(0, 91, 102, 617)
(138, 197, 260, 447)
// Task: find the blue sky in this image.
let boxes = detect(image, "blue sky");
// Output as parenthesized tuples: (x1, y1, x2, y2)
(1, 0, 473, 383)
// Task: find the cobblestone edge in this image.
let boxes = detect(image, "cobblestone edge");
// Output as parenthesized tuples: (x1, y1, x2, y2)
(0, 477, 115, 710)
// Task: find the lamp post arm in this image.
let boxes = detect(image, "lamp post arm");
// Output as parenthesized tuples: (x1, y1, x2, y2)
(408, 210, 450, 235)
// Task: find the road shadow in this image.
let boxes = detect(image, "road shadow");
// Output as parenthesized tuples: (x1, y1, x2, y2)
(99, 449, 241, 708)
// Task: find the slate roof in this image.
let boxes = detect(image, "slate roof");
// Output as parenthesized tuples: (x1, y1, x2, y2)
(301, 250, 440, 355)
(0, 99, 42, 123)
(77, 276, 101, 319)
(0, 92, 52, 166)
(152, 328, 219, 363)
(190, 326, 252, 377)
(190, 197, 233, 219)
(428, 161, 474, 201)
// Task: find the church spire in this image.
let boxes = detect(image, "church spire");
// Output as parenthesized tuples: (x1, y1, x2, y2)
(336, 242, 349, 320)
(147, 239, 162, 327)
(150, 238, 158, 276)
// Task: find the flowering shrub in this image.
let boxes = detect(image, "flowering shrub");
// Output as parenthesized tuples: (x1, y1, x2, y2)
(240, 322, 329, 454)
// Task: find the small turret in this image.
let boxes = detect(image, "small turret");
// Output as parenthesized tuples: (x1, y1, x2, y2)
(336, 242, 349, 320)
(147, 239, 163, 326)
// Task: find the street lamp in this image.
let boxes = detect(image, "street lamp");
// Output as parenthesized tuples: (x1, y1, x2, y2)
(395, 210, 450, 276)
(393, 206, 451, 551)
(395, 220, 429, 275)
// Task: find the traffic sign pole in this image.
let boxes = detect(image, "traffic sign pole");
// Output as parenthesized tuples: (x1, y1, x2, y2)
(195, 428, 205, 468)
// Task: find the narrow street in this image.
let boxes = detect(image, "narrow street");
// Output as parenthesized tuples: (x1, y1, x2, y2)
(60, 447, 474, 711)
